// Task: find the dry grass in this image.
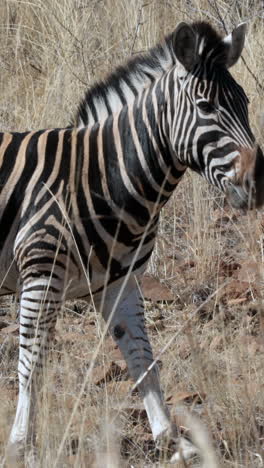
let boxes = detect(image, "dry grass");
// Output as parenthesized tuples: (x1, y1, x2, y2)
(0, 1, 264, 467)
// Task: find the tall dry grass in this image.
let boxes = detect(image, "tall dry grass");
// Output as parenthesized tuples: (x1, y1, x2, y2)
(0, 1, 264, 467)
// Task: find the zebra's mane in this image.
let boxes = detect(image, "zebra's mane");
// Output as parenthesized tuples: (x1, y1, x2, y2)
(70, 32, 177, 127)
(193, 21, 223, 47)
(192, 21, 228, 66)
(71, 21, 226, 128)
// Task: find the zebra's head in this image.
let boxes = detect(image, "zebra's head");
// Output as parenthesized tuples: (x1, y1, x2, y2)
(166, 21, 264, 209)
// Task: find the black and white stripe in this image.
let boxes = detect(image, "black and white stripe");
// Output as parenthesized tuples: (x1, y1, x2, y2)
(5, 21, 264, 463)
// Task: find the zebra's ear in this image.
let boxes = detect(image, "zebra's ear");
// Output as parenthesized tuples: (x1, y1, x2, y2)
(223, 23, 247, 68)
(173, 22, 198, 72)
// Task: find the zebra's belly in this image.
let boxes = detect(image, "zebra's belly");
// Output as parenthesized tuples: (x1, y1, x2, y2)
(61, 270, 115, 302)
(62, 252, 148, 304)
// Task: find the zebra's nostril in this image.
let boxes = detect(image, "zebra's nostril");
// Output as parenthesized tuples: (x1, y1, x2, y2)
(114, 324, 125, 339)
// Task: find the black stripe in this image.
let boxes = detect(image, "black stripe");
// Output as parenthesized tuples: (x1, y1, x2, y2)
(21, 256, 66, 271)
(0, 130, 43, 249)
(0, 132, 28, 192)
(88, 99, 98, 122)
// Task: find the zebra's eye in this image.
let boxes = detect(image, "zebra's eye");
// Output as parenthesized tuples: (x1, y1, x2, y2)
(197, 101, 215, 114)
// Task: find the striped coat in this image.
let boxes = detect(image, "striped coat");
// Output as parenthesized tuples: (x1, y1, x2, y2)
(5, 21, 264, 464)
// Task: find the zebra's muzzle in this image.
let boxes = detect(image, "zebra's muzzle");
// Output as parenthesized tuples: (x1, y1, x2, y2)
(225, 182, 255, 210)
(226, 145, 264, 210)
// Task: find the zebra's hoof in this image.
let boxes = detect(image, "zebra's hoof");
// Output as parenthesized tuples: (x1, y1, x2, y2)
(6, 441, 23, 467)
(155, 427, 199, 463)
(24, 448, 40, 468)
(170, 437, 200, 463)
(6, 442, 39, 468)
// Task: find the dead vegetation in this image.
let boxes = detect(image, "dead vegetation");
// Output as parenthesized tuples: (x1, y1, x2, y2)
(0, 1, 264, 467)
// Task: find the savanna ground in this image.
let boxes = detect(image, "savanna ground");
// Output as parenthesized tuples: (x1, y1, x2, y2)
(0, 0, 264, 467)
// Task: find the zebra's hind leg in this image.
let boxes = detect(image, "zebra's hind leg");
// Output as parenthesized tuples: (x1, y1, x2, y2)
(101, 279, 197, 462)
(7, 277, 62, 465)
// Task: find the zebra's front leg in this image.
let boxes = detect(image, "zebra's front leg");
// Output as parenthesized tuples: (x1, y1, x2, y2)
(102, 279, 195, 461)
(7, 277, 62, 464)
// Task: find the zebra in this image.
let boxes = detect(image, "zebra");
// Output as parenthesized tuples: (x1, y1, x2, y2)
(3, 21, 264, 464)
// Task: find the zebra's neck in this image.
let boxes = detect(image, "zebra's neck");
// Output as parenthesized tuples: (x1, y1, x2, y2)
(93, 79, 186, 231)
